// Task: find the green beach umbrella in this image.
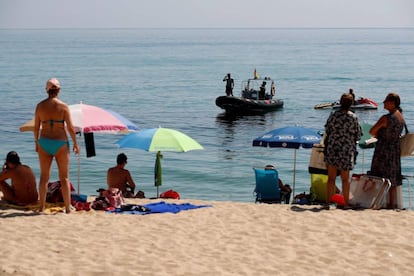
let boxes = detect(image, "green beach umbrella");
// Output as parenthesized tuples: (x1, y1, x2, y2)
(115, 127, 204, 197)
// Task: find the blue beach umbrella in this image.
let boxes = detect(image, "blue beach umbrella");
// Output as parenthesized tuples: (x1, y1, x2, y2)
(253, 126, 322, 197)
(115, 127, 204, 197)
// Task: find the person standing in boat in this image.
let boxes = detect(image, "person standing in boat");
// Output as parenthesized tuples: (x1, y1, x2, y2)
(268, 82, 276, 99)
(259, 81, 266, 100)
(223, 73, 234, 96)
(349, 88, 356, 104)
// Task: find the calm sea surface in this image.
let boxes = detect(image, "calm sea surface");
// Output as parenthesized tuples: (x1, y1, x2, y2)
(0, 28, 413, 207)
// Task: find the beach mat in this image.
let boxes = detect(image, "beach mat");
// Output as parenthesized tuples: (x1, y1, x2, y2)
(107, 201, 212, 215)
(0, 200, 66, 214)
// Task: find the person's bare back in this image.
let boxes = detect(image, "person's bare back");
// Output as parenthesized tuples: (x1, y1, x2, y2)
(35, 97, 69, 140)
(0, 152, 38, 205)
(107, 153, 136, 198)
(107, 166, 134, 192)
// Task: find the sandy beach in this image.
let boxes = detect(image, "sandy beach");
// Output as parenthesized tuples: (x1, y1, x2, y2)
(0, 196, 413, 276)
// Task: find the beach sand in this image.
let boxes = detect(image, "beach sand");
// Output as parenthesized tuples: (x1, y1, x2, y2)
(0, 196, 413, 276)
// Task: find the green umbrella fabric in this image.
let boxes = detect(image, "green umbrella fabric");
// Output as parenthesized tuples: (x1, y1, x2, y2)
(115, 127, 204, 197)
(155, 151, 163, 187)
(116, 127, 204, 152)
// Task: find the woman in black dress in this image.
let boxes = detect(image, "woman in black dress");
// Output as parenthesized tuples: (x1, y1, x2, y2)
(370, 93, 404, 209)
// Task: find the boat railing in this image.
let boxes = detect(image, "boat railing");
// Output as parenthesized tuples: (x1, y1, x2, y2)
(242, 88, 258, 100)
(241, 77, 275, 100)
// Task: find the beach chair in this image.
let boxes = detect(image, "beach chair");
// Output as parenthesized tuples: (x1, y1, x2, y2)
(253, 168, 289, 204)
(349, 174, 391, 209)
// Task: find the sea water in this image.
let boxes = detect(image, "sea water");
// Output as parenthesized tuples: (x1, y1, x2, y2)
(0, 28, 413, 207)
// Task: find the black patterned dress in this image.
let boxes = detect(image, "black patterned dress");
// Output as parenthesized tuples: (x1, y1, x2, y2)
(324, 110, 362, 171)
(370, 113, 403, 186)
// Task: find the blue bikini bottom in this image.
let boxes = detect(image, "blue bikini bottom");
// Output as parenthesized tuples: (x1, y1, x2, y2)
(38, 138, 69, 155)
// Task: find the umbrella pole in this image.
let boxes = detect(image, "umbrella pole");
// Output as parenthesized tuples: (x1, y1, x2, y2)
(155, 151, 163, 198)
(77, 132, 82, 195)
(292, 149, 297, 198)
(77, 154, 80, 195)
(362, 150, 365, 174)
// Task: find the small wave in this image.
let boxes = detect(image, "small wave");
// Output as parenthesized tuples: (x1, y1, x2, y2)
(326, 76, 353, 81)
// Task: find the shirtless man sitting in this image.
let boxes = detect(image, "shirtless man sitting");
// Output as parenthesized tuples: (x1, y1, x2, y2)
(0, 151, 38, 205)
(107, 153, 136, 198)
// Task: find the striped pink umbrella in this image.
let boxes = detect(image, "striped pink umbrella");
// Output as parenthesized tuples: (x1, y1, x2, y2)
(20, 102, 138, 133)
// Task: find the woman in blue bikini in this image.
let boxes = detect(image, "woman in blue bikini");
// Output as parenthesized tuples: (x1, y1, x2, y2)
(34, 78, 80, 213)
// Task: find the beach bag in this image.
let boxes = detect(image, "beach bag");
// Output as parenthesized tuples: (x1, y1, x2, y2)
(400, 134, 414, 156)
(308, 144, 328, 175)
(46, 181, 76, 203)
(91, 197, 111, 210)
(400, 123, 414, 157)
(92, 188, 124, 210)
(102, 188, 124, 208)
(310, 173, 329, 202)
(159, 189, 180, 200)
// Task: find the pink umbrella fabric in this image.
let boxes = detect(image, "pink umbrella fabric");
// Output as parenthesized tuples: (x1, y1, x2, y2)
(69, 103, 133, 133)
(19, 102, 138, 133)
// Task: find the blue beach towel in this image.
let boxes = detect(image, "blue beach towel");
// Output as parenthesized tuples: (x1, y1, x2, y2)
(107, 201, 212, 215)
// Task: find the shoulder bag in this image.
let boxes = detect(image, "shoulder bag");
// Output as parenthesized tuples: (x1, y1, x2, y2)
(308, 133, 328, 175)
(400, 122, 414, 157)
